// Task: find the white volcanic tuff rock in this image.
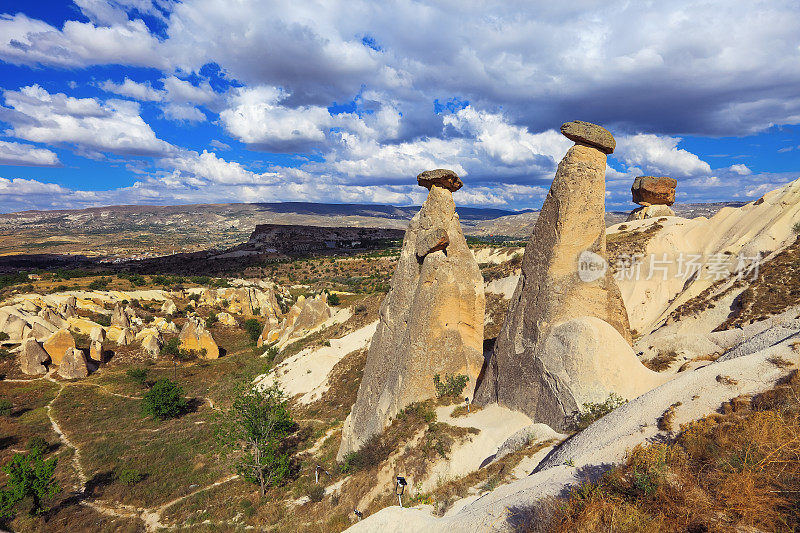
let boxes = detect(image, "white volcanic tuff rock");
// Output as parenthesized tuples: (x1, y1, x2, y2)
(58, 347, 89, 379)
(216, 312, 237, 326)
(346, 344, 798, 532)
(255, 320, 378, 405)
(259, 293, 336, 348)
(476, 123, 641, 432)
(19, 338, 50, 375)
(141, 334, 162, 357)
(160, 299, 177, 315)
(178, 317, 219, 359)
(43, 329, 75, 365)
(614, 177, 800, 335)
(338, 178, 485, 461)
(197, 286, 282, 319)
(626, 204, 676, 221)
(111, 303, 130, 328)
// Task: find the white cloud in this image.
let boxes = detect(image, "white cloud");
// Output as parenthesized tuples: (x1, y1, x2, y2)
(158, 150, 280, 185)
(0, 141, 61, 167)
(220, 86, 334, 150)
(2, 85, 173, 157)
(100, 78, 164, 101)
(613, 134, 712, 178)
(0, 14, 167, 69)
(162, 103, 206, 123)
(209, 139, 231, 150)
(728, 163, 752, 175)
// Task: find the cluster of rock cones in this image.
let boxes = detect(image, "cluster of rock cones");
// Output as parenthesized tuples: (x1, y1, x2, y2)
(338, 121, 664, 459)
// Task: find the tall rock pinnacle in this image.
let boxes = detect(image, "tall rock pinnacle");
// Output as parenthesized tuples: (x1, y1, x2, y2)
(475, 122, 662, 431)
(337, 169, 485, 461)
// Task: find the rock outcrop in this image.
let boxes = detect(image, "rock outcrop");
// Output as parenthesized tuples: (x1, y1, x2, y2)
(337, 169, 485, 460)
(43, 329, 76, 366)
(259, 294, 332, 348)
(19, 339, 50, 375)
(141, 334, 162, 357)
(216, 312, 237, 326)
(178, 317, 219, 359)
(111, 303, 130, 328)
(631, 176, 677, 206)
(58, 347, 89, 379)
(626, 204, 676, 221)
(475, 121, 657, 432)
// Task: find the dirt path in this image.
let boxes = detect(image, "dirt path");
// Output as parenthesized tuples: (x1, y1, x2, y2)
(3, 371, 237, 530)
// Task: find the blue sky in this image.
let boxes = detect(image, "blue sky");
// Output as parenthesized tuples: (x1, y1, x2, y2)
(0, 0, 798, 213)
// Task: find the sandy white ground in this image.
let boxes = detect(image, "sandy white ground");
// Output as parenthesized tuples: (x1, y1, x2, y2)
(254, 320, 377, 403)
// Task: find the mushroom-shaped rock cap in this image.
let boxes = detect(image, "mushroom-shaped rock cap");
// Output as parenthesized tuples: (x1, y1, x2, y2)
(560, 120, 616, 154)
(417, 168, 463, 192)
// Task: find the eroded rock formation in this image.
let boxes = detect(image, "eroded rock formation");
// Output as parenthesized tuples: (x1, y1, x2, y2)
(58, 347, 89, 379)
(178, 317, 219, 359)
(19, 339, 50, 375)
(627, 176, 678, 220)
(475, 122, 659, 431)
(631, 176, 677, 206)
(337, 169, 485, 460)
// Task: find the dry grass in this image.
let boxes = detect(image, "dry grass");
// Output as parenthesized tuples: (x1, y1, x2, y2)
(642, 350, 678, 372)
(717, 235, 800, 328)
(536, 371, 800, 533)
(657, 402, 682, 432)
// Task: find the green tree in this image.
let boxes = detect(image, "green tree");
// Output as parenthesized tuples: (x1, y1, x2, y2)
(243, 318, 262, 344)
(141, 379, 187, 420)
(216, 384, 295, 496)
(0, 448, 59, 518)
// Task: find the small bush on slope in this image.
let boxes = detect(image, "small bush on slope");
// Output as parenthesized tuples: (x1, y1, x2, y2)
(141, 379, 188, 420)
(575, 393, 627, 430)
(545, 372, 800, 533)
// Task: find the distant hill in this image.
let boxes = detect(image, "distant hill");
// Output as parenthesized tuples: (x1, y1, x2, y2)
(0, 202, 525, 258)
(0, 200, 746, 259)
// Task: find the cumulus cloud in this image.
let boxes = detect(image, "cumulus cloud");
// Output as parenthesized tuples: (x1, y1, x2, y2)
(0, 13, 167, 69)
(99, 78, 163, 101)
(1, 1, 799, 211)
(0, 141, 61, 167)
(2, 85, 174, 157)
(613, 134, 712, 178)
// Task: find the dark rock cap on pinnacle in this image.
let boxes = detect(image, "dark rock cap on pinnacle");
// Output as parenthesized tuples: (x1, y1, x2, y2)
(417, 168, 463, 192)
(560, 121, 616, 154)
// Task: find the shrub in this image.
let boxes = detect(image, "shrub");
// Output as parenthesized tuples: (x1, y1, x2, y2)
(160, 337, 181, 358)
(0, 332, 9, 342)
(338, 434, 392, 474)
(0, 448, 59, 517)
(433, 374, 470, 398)
(243, 318, 262, 344)
(0, 400, 12, 417)
(327, 293, 340, 306)
(88, 277, 111, 291)
(794, 221, 800, 234)
(26, 437, 48, 456)
(306, 484, 325, 502)
(206, 313, 218, 329)
(126, 368, 149, 387)
(116, 468, 144, 485)
(141, 379, 187, 420)
(264, 345, 279, 363)
(354, 304, 367, 314)
(576, 393, 627, 430)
